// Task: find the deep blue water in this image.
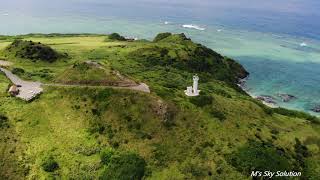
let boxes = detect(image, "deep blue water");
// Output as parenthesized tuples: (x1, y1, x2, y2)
(0, 0, 319, 114)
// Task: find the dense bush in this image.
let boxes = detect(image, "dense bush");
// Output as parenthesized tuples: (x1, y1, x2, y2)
(227, 140, 293, 174)
(108, 33, 126, 41)
(11, 68, 25, 76)
(41, 155, 59, 172)
(100, 152, 146, 180)
(6, 40, 63, 62)
(189, 94, 213, 107)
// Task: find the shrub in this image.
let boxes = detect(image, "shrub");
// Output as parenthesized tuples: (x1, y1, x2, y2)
(41, 155, 59, 172)
(0, 114, 8, 128)
(190, 94, 213, 107)
(108, 33, 126, 41)
(0, 114, 8, 121)
(100, 152, 146, 180)
(100, 148, 115, 165)
(210, 109, 226, 121)
(11, 68, 25, 75)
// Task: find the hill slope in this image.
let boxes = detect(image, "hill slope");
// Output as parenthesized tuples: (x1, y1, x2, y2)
(55, 61, 137, 86)
(0, 33, 319, 179)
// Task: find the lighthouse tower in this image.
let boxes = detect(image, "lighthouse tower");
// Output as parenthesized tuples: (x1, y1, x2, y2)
(193, 75, 199, 95)
(185, 75, 200, 96)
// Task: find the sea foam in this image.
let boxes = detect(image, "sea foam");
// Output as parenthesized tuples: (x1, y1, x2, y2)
(182, 24, 205, 31)
(300, 42, 307, 47)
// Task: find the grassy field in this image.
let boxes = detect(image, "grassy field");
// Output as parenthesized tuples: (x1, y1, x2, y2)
(0, 34, 319, 179)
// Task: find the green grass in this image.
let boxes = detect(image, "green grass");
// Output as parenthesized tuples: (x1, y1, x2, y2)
(54, 61, 123, 85)
(0, 33, 319, 179)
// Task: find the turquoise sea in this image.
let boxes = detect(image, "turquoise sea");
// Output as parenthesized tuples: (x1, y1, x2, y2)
(1, 0, 320, 114)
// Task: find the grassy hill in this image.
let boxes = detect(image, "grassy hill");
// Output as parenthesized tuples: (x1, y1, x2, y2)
(55, 61, 137, 86)
(0, 33, 319, 179)
(3, 39, 66, 62)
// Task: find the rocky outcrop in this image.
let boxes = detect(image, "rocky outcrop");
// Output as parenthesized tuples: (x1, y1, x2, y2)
(256, 95, 277, 105)
(277, 94, 297, 102)
(311, 105, 320, 113)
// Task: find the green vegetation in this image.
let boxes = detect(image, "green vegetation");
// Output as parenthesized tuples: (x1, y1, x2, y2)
(129, 33, 248, 84)
(272, 107, 320, 124)
(11, 67, 25, 76)
(4, 40, 65, 62)
(41, 155, 59, 172)
(0, 114, 8, 128)
(189, 93, 214, 107)
(153, 32, 172, 42)
(100, 150, 146, 180)
(55, 61, 133, 86)
(100, 148, 115, 165)
(227, 140, 293, 174)
(107, 33, 126, 41)
(0, 33, 319, 179)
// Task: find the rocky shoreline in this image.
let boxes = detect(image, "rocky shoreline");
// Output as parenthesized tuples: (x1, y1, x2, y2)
(238, 77, 320, 114)
(311, 105, 320, 113)
(277, 93, 297, 103)
(237, 76, 277, 108)
(237, 77, 303, 109)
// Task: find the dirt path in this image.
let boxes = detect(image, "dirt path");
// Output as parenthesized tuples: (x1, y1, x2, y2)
(0, 60, 150, 101)
(0, 68, 43, 101)
(44, 82, 150, 93)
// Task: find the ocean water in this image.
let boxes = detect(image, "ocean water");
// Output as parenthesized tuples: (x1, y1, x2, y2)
(0, 0, 319, 114)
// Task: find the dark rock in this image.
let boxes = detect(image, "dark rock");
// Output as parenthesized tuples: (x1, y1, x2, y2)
(277, 93, 297, 102)
(311, 105, 320, 113)
(237, 77, 248, 89)
(256, 95, 277, 104)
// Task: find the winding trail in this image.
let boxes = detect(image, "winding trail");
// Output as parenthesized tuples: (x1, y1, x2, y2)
(0, 60, 150, 101)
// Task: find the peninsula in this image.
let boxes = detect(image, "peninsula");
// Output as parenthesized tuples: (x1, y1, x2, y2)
(0, 33, 319, 179)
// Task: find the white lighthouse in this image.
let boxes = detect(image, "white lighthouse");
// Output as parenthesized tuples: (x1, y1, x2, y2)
(185, 75, 200, 96)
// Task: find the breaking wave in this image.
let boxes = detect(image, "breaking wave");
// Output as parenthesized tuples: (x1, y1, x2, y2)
(182, 24, 205, 31)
